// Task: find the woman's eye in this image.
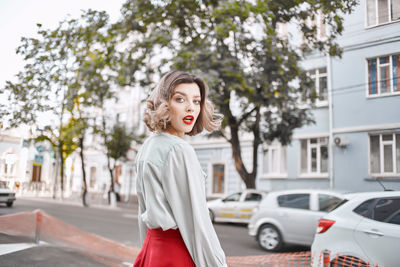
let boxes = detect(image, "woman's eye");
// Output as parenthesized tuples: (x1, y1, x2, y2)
(193, 100, 201, 105)
(176, 97, 184, 103)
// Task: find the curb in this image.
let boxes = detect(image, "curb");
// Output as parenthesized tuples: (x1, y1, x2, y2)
(17, 196, 136, 212)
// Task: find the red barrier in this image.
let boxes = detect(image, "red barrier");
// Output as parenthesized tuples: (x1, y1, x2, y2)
(314, 250, 386, 267)
(35, 210, 41, 244)
(323, 250, 330, 267)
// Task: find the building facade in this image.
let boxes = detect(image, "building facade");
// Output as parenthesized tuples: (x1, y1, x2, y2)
(193, 0, 400, 196)
(2, 1, 399, 200)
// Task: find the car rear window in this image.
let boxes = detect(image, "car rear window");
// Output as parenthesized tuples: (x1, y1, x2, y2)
(374, 198, 400, 225)
(353, 198, 375, 218)
(277, 194, 310, 210)
(353, 197, 400, 226)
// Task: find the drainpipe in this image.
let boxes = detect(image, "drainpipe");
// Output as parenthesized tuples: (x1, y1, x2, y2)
(327, 54, 334, 189)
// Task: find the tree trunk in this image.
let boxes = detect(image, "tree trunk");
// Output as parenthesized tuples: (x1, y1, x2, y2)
(228, 107, 261, 189)
(102, 113, 115, 205)
(53, 152, 59, 199)
(59, 143, 64, 199)
(249, 108, 262, 189)
(79, 136, 88, 207)
(107, 155, 115, 205)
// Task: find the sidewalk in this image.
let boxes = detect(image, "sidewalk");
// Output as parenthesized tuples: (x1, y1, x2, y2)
(17, 193, 138, 212)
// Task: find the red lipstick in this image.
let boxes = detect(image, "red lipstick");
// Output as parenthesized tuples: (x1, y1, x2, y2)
(183, 115, 194, 125)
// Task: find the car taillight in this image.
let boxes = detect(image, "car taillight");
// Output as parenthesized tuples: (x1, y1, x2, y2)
(316, 219, 335, 234)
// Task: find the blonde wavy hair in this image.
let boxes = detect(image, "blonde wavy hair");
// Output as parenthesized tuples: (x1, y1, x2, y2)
(143, 71, 223, 136)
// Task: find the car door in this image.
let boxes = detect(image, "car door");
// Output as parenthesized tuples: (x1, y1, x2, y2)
(237, 192, 263, 222)
(353, 197, 400, 267)
(216, 192, 242, 220)
(276, 193, 316, 245)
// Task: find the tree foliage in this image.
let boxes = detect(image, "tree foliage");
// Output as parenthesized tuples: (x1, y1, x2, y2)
(1, 10, 119, 199)
(115, 0, 358, 188)
(105, 124, 135, 162)
(1, 0, 359, 193)
(102, 123, 136, 204)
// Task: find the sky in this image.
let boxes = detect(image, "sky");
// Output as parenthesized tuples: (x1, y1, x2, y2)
(0, 0, 125, 91)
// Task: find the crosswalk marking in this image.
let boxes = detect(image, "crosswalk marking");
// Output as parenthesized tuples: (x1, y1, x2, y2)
(0, 241, 47, 256)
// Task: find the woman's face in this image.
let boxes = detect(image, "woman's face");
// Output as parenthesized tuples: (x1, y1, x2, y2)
(165, 82, 201, 138)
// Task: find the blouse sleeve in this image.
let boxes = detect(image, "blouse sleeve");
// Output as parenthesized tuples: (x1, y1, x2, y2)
(161, 143, 227, 267)
(137, 186, 148, 247)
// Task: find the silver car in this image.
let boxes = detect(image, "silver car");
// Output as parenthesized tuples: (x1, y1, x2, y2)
(312, 191, 400, 267)
(248, 189, 344, 251)
(207, 189, 267, 224)
(0, 181, 16, 207)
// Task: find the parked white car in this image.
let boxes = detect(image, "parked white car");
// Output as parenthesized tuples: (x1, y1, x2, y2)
(0, 181, 16, 207)
(311, 191, 400, 267)
(207, 189, 267, 224)
(248, 189, 345, 251)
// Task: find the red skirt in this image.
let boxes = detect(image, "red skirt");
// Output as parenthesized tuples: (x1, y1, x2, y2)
(133, 228, 195, 267)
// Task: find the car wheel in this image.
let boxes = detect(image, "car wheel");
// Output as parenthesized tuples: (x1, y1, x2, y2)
(6, 201, 13, 207)
(209, 209, 215, 223)
(257, 224, 283, 251)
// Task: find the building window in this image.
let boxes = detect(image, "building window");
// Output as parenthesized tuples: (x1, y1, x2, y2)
(300, 137, 329, 174)
(368, 54, 400, 96)
(4, 153, 17, 177)
(262, 145, 286, 176)
(309, 67, 328, 103)
(302, 11, 327, 43)
(115, 165, 122, 183)
(89, 166, 96, 188)
(276, 22, 288, 40)
(212, 163, 225, 194)
(370, 133, 400, 175)
(366, 0, 400, 27)
(314, 11, 327, 40)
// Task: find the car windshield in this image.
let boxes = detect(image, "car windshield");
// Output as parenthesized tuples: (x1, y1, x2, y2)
(0, 181, 8, 189)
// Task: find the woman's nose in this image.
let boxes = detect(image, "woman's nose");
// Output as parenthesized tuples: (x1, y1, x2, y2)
(186, 102, 194, 112)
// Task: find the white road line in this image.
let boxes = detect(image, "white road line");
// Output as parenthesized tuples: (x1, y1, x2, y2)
(0, 243, 37, 256)
(0, 241, 48, 256)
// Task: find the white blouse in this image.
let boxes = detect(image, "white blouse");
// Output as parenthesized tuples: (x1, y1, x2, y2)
(135, 132, 227, 267)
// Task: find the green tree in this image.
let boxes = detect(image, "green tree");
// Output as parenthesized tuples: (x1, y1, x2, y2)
(115, 0, 358, 188)
(2, 18, 79, 197)
(34, 120, 79, 199)
(1, 10, 119, 199)
(103, 124, 136, 204)
(63, 113, 89, 206)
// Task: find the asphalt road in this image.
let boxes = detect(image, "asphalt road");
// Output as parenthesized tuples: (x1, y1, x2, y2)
(0, 197, 308, 256)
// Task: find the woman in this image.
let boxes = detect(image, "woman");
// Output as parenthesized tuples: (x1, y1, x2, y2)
(133, 71, 227, 267)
